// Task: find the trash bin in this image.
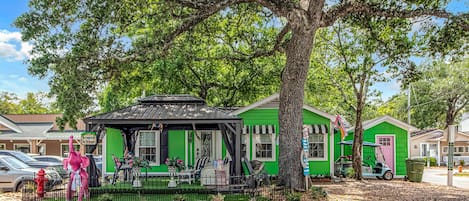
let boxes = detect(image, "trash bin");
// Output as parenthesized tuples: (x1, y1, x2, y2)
(406, 159, 425, 182)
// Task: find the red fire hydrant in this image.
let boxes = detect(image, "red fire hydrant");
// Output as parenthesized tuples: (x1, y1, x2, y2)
(35, 168, 48, 198)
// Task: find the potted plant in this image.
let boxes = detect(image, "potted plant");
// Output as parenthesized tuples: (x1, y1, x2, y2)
(165, 157, 184, 187)
(458, 160, 465, 173)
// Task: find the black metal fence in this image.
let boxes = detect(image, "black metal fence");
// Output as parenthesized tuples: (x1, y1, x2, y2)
(21, 175, 306, 201)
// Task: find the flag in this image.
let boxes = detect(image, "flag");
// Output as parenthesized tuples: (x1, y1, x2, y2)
(334, 115, 347, 141)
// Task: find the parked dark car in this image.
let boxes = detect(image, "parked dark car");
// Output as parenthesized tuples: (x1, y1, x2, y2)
(0, 155, 62, 192)
(93, 155, 102, 176)
(0, 150, 67, 178)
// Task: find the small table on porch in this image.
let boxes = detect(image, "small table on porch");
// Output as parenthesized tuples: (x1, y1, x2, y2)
(177, 170, 195, 184)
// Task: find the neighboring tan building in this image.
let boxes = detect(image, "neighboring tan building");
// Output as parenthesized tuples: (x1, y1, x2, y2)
(410, 129, 469, 165)
(0, 114, 98, 157)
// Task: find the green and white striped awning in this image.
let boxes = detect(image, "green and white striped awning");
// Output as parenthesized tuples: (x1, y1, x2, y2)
(304, 124, 328, 134)
(252, 125, 276, 134)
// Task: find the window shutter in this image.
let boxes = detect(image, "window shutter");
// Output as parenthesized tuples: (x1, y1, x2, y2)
(160, 130, 168, 163)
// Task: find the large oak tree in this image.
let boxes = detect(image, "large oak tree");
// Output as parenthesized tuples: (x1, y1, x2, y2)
(15, 0, 467, 189)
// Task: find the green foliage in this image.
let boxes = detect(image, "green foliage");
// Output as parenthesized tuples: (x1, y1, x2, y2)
(285, 190, 302, 201)
(97, 193, 114, 201)
(210, 193, 225, 201)
(254, 196, 272, 201)
(173, 194, 187, 201)
(310, 186, 328, 199)
(460, 160, 465, 166)
(423, 157, 437, 166)
(345, 167, 355, 178)
(0, 91, 57, 115)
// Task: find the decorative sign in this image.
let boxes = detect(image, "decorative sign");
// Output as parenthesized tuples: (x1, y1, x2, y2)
(81, 132, 96, 145)
(302, 127, 310, 176)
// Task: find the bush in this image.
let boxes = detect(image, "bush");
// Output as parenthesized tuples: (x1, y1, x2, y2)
(97, 193, 114, 201)
(423, 157, 437, 166)
(173, 194, 187, 201)
(345, 167, 355, 178)
(460, 160, 465, 166)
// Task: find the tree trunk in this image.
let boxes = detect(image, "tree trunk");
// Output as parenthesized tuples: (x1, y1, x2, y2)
(278, 25, 316, 190)
(352, 98, 364, 180)
(445, 98, 457, 128)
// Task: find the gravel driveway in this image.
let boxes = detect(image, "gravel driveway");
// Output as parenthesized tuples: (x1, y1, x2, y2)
(315, 180, 469, 201)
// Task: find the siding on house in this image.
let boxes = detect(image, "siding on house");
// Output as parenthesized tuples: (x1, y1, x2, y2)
(238, 108, 332, 176)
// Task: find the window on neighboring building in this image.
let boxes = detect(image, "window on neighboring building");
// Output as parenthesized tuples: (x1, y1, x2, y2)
(14, 144, 30, 153)
(136, 130, 160, 165)
(443, 147, 448, 153)
(421, 144, 428, 157)
(252, 125, 276, 161)
(0, 144, 5, 150)
(457, 147, 464, 153)
(61, 143, 80, 157)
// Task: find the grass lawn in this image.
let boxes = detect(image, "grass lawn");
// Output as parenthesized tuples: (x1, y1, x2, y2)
(95, 177, 206, 190)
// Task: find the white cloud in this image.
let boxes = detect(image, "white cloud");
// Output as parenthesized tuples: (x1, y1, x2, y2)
(0, 30, 32, 61)
(18, 77, 28, 82)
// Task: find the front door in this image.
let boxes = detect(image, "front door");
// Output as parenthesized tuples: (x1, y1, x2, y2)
(377, 136, 395, 173)
(195, 131, 221, 162)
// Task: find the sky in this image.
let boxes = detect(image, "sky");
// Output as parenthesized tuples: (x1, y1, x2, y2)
(0, 0, 467, 100)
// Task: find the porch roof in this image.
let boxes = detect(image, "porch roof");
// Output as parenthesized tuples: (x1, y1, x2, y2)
(84, 94, 241, 124)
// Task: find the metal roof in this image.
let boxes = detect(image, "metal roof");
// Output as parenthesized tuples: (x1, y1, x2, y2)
(85, 95, 240, 122)
(0, 123, 53, 140)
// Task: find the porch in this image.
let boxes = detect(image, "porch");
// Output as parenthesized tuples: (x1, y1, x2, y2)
(83, 94, 244, 187)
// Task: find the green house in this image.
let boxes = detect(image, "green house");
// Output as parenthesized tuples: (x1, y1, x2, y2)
(337, 115, 418, 177)
(230, 94, 337, 177)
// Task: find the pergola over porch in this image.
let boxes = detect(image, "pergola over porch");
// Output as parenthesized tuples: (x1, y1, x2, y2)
(83, 94, 243, 187)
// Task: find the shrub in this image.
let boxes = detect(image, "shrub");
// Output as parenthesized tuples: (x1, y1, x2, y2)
(97, 193, 114, 201)
(460, 160, 465, 166)
(210, 193, 225, 201)
(173, 194, 187, 201)
(423, 157, 437, 166)
(345, 167, 355, 178)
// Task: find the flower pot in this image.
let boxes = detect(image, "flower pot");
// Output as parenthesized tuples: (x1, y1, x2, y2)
(458, 165, 463, 173)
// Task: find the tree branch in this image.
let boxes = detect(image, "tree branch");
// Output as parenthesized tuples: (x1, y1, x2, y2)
(320, 2, 464, 29)
(162, 0, 253, 54)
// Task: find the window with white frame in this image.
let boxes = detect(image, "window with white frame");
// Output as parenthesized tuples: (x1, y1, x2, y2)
(305, 124, 328, 160)
(466, 146, 469, 153)
(457, 146, 465, 153)
(241, 125, 250, 159)
(252, 125, 276, 161)
(309, 133, 325, 158)
(14, 144, 30, 153)
(421, 144, 428, 157)
(61, 143, 80, 157)
(136, 130, 160, 165)
(0, 144, 5, 150)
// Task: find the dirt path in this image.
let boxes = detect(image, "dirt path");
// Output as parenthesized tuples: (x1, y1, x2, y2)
(314, 180, 469, 201)
(0, 192, 21, 201)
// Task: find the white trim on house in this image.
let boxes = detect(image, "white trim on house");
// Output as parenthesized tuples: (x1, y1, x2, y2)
(329, 121, 334, 178)
(375, 134, 397, 175)
(252, 126, 276, 162)
(0, 115, 23, 133)
(13, 143, 30, 153)
(135, 130, 161, 166)
(60, 143, 80, 157)
(348, 116, 418, 132)
(230, 93, 335, 121)
(307, 131, 328, 161)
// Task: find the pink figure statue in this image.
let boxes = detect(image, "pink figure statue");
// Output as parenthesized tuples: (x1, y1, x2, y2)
(63, 135, 89, 201)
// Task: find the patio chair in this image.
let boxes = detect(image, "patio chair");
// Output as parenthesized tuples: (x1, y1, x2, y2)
(111, 154, 132, 185)
(188, 157, 209, 179)
(242, 157, 270, 189)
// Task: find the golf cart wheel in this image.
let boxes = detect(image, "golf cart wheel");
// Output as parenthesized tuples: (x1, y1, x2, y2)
(383, 171, 393, 180)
